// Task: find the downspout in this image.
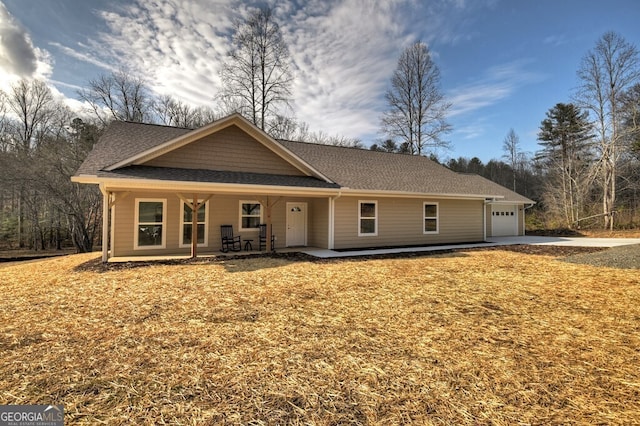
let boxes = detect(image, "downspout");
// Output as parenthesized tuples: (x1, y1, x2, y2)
(328, 191, 342, 250)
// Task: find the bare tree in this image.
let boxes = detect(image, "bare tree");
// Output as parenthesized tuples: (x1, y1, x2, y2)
(1, 79, 62, 247)
(78, 69, 152, 125)
(381, 41, 451, 156)
(6, 79, 57, 152)
(267, 114, 298, 140)
(576, 31, 640, 230)
(153, 95, 218, 128)
(220, 6, 293, 130)
(502, 128, 523, 191)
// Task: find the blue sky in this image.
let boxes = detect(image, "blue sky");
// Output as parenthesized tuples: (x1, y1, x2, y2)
(1, 0, 639, 162)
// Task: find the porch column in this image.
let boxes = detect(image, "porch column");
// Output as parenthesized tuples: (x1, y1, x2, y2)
(177, 194, 213, 259)
(266, 199, 273, 252)
(328, 192, 341, 250)
(257, 196, 282, 251)
(191, 193, 198, 259)
(100, 186, 110, 263)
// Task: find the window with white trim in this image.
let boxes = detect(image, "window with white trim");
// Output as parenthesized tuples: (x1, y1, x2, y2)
(135, 199, 166, 249)
(358, 201, 377, 236)
(423, 202, 439, 234)
(240, 201, 262, 231)
(180, 200, 208, 248)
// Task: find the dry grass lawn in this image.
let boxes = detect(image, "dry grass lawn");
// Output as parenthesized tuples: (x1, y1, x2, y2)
(1, 249, 639, 425)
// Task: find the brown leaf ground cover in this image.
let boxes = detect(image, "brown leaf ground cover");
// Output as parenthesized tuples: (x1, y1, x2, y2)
(1, 248, 639, 425)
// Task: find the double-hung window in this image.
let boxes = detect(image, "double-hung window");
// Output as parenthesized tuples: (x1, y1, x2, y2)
(135, 199, 166, 249)
(358, 201, 378, 236)
(240, 201, 262, 231)
(423, 202, 439, 234)
(180, 200, 208, 247)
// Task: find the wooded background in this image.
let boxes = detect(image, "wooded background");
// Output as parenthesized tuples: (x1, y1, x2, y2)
(0, 10, 638, 253)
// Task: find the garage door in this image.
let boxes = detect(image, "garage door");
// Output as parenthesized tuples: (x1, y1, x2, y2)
(491, 205, 518, 236)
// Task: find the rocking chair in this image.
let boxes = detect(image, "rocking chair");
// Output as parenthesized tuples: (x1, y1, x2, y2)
(220, 225, 242, 252)
(259, 224, 275, 251)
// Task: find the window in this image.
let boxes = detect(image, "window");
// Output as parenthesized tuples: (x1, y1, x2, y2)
(358, 201, 377, 236)
(135, 199, 166, 249)
(180, 200, 208, 248)
(424, 202, 439, 234)
(240, 201, 262, 231)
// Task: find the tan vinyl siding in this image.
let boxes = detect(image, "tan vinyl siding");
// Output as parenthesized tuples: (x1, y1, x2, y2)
(144, 125, 305, 176)
(485, 204, 492, 238)
(308, 198, 328, 248)
(333, 196, 484, 250)
(113, 192, 183, 257)
(111, 191, 326, 256)
(518, 205, 525, 235)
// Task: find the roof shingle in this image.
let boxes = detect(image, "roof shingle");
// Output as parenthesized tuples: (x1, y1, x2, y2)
(75, 120, 534, 203)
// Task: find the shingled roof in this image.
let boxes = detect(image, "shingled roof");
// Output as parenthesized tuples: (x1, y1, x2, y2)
(75, 121, 191, 175)
(75, 120, 533, 203)
(278, 140, 532, 202)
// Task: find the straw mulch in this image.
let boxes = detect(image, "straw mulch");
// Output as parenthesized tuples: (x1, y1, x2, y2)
(1, 249, 639, 425)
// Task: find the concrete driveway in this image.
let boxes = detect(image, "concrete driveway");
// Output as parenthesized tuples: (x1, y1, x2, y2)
(304, 235, 640, 258)
(489, 236, 640, 247)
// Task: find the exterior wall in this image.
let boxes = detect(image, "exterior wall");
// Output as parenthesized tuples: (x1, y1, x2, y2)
(111, 191, 327, 257)
(518, 205, 525, 235)
(308, 198, 328, 248)
(333, 196, 484, 250)
(111, 191, 490, 256)
(144, 125, 305, 176)
(485, 204, 492, 239)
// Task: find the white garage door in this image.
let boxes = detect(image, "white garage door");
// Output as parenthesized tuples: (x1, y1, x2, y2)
(491, 205, 518, 236)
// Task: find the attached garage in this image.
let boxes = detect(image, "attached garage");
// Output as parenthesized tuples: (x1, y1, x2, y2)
(491, 204, 518, 236)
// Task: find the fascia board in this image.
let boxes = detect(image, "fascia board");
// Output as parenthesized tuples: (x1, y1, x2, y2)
(339, 188, 506, 201)
(92, 177, 341, 197)
(73, 175, 512, 202)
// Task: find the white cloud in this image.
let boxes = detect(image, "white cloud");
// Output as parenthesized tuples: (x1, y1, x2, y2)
(0, 2, 38, 75)
(448, 59, 546, 117)
(282, 0, 410, 137)
(95, 0, 236, 107)
(0, 2, 52, 90)
(77, 0, 501, 140)
(48, 41, 115, 71)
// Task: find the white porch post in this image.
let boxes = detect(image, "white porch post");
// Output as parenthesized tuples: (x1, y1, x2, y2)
(191, 194, 198, 258)
(483, 200, 487, 242)
(100, 186, 110, 263)
(328, 192, 341, 250)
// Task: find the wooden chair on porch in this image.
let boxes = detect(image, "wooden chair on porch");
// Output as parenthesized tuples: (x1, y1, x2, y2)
(220, 225, 242, 252)
(259, 224, 275, 251)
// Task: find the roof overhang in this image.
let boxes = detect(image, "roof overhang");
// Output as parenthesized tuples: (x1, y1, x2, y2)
(337, 188, 506, 201)
(74, 175, 519, 201)
(72, 175, 341, 197)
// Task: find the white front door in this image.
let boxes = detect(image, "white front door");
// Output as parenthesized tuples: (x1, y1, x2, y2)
(491, 205, 518, 236)
(286, 202, 307, 247)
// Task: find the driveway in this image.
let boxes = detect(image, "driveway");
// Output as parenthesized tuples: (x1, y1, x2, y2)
(489, 236, 640, 247)
(304, 235, 640, 258)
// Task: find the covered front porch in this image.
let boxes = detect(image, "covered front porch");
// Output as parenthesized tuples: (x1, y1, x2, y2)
(99, 182, 341, 262)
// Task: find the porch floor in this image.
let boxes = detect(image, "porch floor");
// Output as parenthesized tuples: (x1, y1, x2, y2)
(107, 246, 311, 263)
